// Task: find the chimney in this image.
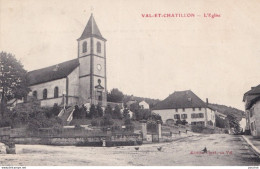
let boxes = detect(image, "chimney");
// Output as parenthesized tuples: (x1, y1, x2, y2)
(206, 98, 209, 105)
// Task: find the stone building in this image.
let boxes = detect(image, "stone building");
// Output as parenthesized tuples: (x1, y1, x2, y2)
(152, 90, 215, 127)
(24, 14, 107, 107)
(243, 84, 260, 137)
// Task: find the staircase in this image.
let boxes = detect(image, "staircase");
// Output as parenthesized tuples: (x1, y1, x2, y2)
(58, 106, 75, 125)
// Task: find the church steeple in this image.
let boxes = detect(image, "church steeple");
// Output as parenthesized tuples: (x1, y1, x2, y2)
(77, 14, 105, 41)
(77, 14, 107, 107)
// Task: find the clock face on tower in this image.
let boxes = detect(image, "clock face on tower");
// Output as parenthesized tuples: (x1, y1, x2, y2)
(97, 64, 102, 71)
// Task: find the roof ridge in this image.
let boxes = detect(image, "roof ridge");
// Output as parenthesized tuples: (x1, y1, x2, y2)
(28, 58, 78, 73)
(152, 90, 206, 110)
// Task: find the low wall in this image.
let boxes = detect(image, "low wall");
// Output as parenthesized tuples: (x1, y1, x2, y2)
(0, 127, 16, 154)
(13, 137, 88, 146)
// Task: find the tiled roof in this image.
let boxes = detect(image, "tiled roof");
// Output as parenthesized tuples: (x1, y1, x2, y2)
(28, 59, 79, 86)
(78, 14, 105, 41)
(246, 95, 260, 110)
(243, 84, 260, 109)
(243, 84, 260, 101)
(152, 90, 206, 110)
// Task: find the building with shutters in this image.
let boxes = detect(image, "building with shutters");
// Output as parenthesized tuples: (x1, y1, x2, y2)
(152, 90, 216, 127)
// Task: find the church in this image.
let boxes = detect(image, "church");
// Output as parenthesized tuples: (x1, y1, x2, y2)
(26, 14, 107, 108)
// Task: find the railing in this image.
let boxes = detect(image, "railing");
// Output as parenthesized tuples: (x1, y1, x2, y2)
(58, 109, 65, 117)
(67, 108, 75, 123)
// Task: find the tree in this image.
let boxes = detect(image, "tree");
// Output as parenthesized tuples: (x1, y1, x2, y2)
(72, 105, 80, 119)
(104, 104, 112, 116)
(96, 105, 103, 117)
(227, 114, 241, 134)
(107, 88, 124, 103)
(0, 52, 30, 118)
(78, 105, 87, 119)
(122, 104, 129, 119)
(112, 105, 122, 119)
(46, 103, 60, 118)
(89, 104, 97, 119)
(216, 115, 228, 128)
(141, 109, 151, 120)
(149, 112, 162, 122)
(130, 103, 141, 121)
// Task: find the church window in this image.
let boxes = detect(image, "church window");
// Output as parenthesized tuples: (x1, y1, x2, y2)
(97, 42, 101, 53)
(54, 87, 59, 98)
(82, 41, 87, 53)
(43, 89, 48, 99)
(33, 91, 37, 99)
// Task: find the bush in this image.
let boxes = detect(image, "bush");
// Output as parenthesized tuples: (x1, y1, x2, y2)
(75, 124, 83, 129)
(175, 119, 182, 125)
(100, 114, 114, 126)
(125, 125, 134, 132)
(191, 125, 214, 134)
(181, 120, 188, 125)
(91, 119, 99, 126)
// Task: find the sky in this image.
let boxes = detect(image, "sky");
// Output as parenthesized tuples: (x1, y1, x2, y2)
(1, 0, 260, 110)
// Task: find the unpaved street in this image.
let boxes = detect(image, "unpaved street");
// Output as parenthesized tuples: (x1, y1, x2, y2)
(0, 134, 259, 166)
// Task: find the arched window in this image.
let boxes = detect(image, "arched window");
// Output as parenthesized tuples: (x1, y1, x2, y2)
(33, 91, 37, 99)
(54, 86, 59, 98)
(43, 89, 48, 100)
(97, 42, 101, 53)
(82, 41, 87, 53)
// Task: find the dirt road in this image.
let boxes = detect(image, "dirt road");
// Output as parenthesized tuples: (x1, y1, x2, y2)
(0, 134, 259, 166)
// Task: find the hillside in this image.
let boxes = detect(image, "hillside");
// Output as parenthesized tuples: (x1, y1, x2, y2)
(208, 103, 246, 121)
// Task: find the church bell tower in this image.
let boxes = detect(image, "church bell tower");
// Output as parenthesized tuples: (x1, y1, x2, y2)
(77, 14, 107, 106)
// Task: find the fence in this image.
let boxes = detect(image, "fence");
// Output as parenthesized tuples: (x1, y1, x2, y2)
(10, 125, 140, 138)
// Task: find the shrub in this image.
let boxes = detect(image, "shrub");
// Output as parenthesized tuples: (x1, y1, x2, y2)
(181, 120, 188, 125)
(166, 119, 175, 126)
(100, 114, 114, 126)
(75, 124, 82, 129)
(175, 119, 182, 125)
(91, 119, 99, 126)
(125, 125, 134, 132)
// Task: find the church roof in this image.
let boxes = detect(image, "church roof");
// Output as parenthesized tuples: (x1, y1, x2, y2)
(78, 14, 106, 41)
(28, 59, 79, 86)
(152, 90, 207, 110)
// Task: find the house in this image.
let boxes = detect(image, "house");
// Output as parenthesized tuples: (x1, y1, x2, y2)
(152, 90, 215, 127)
(214, 111, 227, 119)
(18, 14, 107, 108)
(139, 100, 150, 109)
(126, 100, 137, 108)
(207, 105, 227, 119)
(243, 84, 260, 137)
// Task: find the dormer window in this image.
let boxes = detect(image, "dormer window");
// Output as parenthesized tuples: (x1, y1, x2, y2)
(97, 42, 101, 53)
(82, 41, 87, 53)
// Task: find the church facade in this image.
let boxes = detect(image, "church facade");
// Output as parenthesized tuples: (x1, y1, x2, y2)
(26, 14, 107, 107)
